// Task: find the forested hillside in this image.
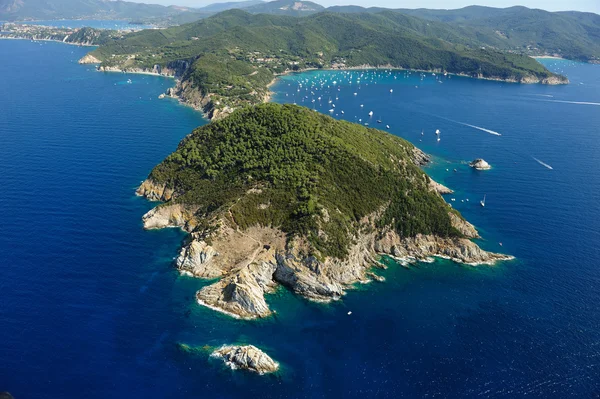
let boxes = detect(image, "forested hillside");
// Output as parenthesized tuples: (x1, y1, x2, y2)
(87, 10, 565, 118)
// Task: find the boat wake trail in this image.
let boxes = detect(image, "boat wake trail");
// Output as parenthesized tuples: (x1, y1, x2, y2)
(430, 114, 503, 136)
(533, 157, 553, 170)
(543, 100, 600, 106)
(453, 120, 502, 136)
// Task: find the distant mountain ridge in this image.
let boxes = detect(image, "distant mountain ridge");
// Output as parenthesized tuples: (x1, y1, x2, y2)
(326, 5, 600, 62)
(0, 0, 195, 20)
(2, 0, 598, 62)
(242, 0, 323, 16)
(195, 0, 263, 13)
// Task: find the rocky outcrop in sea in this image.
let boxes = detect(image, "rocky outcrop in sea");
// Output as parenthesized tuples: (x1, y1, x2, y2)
(469, 158, 492, 170)
(210, 345, 279, 374)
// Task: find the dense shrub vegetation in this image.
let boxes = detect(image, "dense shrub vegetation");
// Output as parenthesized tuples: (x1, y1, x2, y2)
(149, 104, 460, 258)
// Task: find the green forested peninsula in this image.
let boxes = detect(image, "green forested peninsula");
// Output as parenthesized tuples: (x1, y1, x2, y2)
(85, 9, 566, 119)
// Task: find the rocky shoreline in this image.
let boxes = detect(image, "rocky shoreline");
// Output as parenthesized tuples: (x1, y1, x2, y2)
(136, 167, 513, 321)
(210, 345, 279, 374)
(326, 63, 569, 85)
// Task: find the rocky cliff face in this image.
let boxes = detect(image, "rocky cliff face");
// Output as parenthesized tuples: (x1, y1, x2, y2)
(91, 59, 191, 79)
(197, 261, 278, 318)
(78, 54, 101, 64)
(429, 179, 454, 194)
(165, 78, 235, 121)
(83, 54, 231, 120)
(136, 179, 175, 202)
(141, 203, 199, 231)
(139, 178, 512, 320)
(211, 345, 279, 374)
(411, 147, 431, 166)
(540, 75, 570, 85)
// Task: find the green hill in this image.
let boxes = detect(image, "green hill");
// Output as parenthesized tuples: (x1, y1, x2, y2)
(148, 103, 460, 257)
(326, 5, 600, 62)
(138, 103, 511, 318)
(393, 6, 600, 62)
(87, 9, 565, 119)
(242, 0, 324, 16)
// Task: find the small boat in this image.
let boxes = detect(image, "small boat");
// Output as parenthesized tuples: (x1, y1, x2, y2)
(364, 123, 369, 126)
(435, 129, 440, 135)
(127, 79, 132, 84)
(386, 125, 390, 129)
(390, 89, 393, 93)
(480, 194, 486, 207)
(421, 130, 424, 136)
(376, 120, 382, 123)
(368, 111, 373, 116)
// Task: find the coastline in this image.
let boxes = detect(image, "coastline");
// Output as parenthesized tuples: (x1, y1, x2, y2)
(67, 51, 572, 130)
(0, 36, 98, 47)
(156, 65, 568, 122)
(277, 64, 568, 85)
(533, 55, 565, 60)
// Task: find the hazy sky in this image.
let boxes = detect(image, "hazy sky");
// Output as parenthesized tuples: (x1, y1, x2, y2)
(140, 0, 600, 13)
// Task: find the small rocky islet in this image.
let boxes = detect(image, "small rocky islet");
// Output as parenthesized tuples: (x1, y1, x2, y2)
(137, 103, 513, 325)
(179, 343, 279, 374)
(469, 158, 492, 170)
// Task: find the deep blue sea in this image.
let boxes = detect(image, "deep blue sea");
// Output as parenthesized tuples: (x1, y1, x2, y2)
(1, 40, 600, 398)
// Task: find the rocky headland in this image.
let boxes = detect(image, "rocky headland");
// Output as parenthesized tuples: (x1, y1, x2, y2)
(139, 191, 510, 319)
(136, 104, 513, 320)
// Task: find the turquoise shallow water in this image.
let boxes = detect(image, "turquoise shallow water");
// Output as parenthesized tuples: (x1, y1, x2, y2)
(1, 40, 600, 398)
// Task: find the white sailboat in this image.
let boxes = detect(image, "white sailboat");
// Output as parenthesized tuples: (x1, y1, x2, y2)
(480, 194, 486, 207)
